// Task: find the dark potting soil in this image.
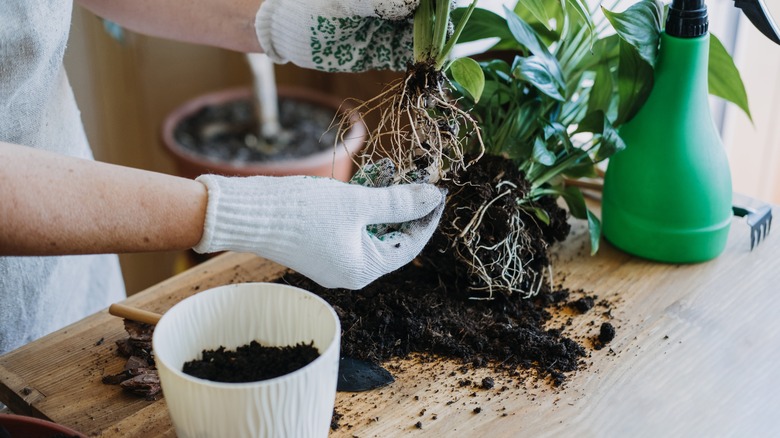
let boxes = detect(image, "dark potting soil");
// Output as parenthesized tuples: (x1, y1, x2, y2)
(279, 154, 611, 388)
(280, 266, 589, 387)
(173, 97, 337, 164)
(182, 340, 320, 383)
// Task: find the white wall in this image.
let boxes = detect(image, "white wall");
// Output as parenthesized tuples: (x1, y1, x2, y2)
(721, 2, 780, 204)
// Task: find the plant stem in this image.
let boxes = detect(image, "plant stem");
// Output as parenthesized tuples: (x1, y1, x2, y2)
(413, 0, 434, 62)
(432, 0, 451, 62)
(414, 0, 479, 69)
(437, 0, 479, 69)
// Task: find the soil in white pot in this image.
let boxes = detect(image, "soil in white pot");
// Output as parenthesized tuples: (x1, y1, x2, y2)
(182, 341, 320, 383)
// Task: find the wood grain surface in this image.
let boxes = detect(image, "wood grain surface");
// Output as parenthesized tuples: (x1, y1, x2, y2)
(1, 208, 778, 437)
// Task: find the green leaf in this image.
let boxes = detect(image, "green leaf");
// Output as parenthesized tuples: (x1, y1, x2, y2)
(709, 34, 752, 122)
(587, 63, 615, 116)
(562, 185, 587, 219)
(504, 5, 565, 86)
(513, 56, 565, 101)
(575, 110, 626, 161)
(615, 38, 654, 125)
(594, 115, 626, 162)
(531, 206, 551, 225)
(505, 4, 548, 56)
(575, 109, 604, 133)
(574, 34, 620, 73)
(602, 0, 663, 67)
(450, 57, 485, 103)
(563, 0, 595, 47)
(515, 0, 563, 44)
(484, 59, 512, 78)
(561, 186, 601, 254)
(563, 161, 598, 178)
(512, 99, 543, 142)
(532, 136, 556, 165)
(453, 7, 514, 44)
(478, 79, 511, 106)
(517, 0, 554, 31)
(586, 209, 601, 255)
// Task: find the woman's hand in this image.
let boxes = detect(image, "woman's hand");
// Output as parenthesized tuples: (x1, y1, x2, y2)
(194, 173, 444, 289)
(255, 0, 419, 72)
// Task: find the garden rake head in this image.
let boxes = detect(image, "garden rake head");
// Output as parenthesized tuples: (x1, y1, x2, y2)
(732, 204, 773, 250)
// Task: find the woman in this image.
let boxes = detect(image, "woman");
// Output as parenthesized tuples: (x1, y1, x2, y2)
(0, 0, 441, 354)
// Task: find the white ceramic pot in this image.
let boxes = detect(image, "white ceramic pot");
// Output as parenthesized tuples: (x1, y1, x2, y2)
(153, 283, 340, 438)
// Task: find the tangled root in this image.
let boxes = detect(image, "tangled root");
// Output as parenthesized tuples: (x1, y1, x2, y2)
(422, 155, 570, 300)
(335, 62, 483, 184)
(454, 181, 551, 299)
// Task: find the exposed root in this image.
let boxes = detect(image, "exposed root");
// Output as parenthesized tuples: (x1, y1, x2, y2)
(450, 183, 548, 300)
(422, 155, 571, 301)
(335, 62, 483, 184)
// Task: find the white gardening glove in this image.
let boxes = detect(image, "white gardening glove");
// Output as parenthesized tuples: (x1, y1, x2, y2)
(254, 0, 418, 72)
(193, 174, 445, 290)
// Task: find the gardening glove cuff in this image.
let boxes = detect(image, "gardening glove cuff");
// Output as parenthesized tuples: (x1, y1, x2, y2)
(193, 174, 445, 290)
(255, 0, 416, 72)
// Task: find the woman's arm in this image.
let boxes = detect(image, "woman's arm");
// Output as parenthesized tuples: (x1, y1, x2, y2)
(0, 142, 207, 255)
(75, 0, 264, 53)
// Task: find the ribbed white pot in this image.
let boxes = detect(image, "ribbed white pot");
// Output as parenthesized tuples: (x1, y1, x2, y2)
(153, 282, 340, 438)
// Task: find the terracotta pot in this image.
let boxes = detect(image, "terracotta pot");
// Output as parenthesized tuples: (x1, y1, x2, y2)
(0, 413, 87, 438)
(161, 86, 365, 181)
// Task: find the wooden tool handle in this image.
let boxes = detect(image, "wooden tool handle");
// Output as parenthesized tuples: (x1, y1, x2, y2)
(109, 303, 162, 325)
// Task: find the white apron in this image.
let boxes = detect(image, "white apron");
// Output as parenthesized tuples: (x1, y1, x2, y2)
(0, 0, 126, 354)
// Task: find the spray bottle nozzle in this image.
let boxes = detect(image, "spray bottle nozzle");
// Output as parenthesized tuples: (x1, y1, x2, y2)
(667, 0, 709, 38)
(734, 0, 780, 45)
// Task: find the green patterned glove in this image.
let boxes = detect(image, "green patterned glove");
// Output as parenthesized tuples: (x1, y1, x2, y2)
(254, 0, 417, 72)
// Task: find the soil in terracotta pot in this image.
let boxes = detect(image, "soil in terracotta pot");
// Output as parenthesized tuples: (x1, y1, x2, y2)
(182, 340, 320, 383)
(174, 97, 337, 164)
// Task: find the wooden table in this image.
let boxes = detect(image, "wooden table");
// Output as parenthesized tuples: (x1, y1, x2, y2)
(2, 208, 779, 437)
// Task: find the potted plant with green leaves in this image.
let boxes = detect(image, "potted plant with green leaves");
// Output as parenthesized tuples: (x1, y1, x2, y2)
(436, 0, 751, 296)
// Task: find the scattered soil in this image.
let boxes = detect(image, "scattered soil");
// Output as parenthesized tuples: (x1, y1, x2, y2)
(278, 154, 615, 399)
(594, 322, 617, 350)
(182, 340, 319, 383)
(174, 97, 337, 164)
(280, 265, 588, 388)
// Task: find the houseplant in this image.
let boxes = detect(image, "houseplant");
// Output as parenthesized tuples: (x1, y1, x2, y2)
(432, 0, 751, 298)
(346, 0, 750, 299)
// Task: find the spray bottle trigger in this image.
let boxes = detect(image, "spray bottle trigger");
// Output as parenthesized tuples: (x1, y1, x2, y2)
(734, 0, 780, 44)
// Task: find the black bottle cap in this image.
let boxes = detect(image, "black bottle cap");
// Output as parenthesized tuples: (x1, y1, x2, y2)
(666, 0, 709, 37)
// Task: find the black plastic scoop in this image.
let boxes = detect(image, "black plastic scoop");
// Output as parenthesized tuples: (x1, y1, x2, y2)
(337, 357, 395, 392)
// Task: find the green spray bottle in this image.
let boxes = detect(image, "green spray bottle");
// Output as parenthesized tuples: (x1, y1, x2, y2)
(602, 0, 779, 263)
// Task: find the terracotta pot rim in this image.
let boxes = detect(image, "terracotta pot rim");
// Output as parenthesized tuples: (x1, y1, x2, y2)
(0, 413, 87, 438)
(161, 86, 366, 175)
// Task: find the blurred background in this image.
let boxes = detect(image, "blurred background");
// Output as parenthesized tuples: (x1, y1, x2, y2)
(64, 0, 780, 295)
